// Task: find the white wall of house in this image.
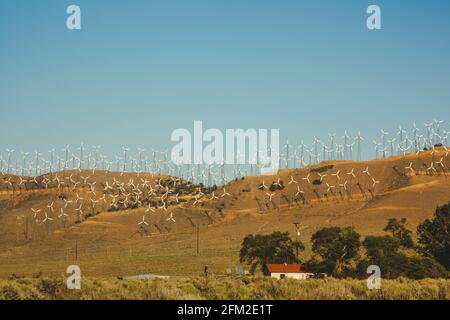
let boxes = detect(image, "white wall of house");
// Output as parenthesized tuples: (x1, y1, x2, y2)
(270, 273, 313, 280)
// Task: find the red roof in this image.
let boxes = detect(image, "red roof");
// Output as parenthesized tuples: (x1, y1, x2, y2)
(266, 264, 306, 273)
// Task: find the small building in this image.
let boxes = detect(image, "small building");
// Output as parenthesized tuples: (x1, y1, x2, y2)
(266, 263, 313, 280)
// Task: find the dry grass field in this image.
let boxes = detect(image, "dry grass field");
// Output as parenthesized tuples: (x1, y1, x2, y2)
(1, 276, 449, 300)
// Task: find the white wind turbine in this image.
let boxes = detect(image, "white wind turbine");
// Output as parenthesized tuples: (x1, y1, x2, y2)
(138, 216, 149, 226)
(434, 119, 444, 145)
(325, 183, 334, 194)
(166, 212, 176, 223)
(342, 131, 350, 160)
(405, 162, 415, 174)
(299, 141, 308, 167)
(266, 193, 275, 202)
(6, 149, 15, 174)
(295, 186, 304, 197)
(31, 208, 41, 219)
(313, 137, 320, 164)
(92, 145, 101, 169)
(329, 133, 336, 160)
(380, 129, 389, 152)
(347, 168, 356, 178)
(373, 141, 381, 158)
(47, 201, 54, 213)
(288, 176, 298, 185)
(317, 173, 326, 182)
(435, 157, 445, 174)
(221, 188, 231, 197)
(387, 138, 396, 157)
(122, 146, 129, 172)
(412, 124, 420, 152)
(362, 166, 371, 177)
(371, 177, 380, 189)
(424, 122, 433, 148)
(62, 145, 70, 169)
(137, 147, 146, 172)
(20, 151, 29, 176)
(397, 126, 406, 153)
(331, 170, 341, 181)
(34, 150, 42, 175)
(58, 208, 69, 219)
(302, 174, 311, 184)
(209, 192, 219, 200)
(427, 162, 437, 175)
(283, 140, 292, 168)
(78, 143, 85, 169)
(42, 212, 53, 223)
(347, 142, 355, 160)
(354, 132, 364, 161)
(48, 149, 55, 173)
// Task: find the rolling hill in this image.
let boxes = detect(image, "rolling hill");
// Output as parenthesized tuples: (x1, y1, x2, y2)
(0, 147, 449, 278)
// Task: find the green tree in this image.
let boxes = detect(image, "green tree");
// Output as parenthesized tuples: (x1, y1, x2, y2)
(384, 218, 414, 248)
(309, 227, 361, 276)
(406, 256, 448, 279)
(239, 232, 300, 275)
(363, 235, 400, 259)
(358, 235, 448, 279)
(358, 236, 409, 279)
(417, 202, 450, 270)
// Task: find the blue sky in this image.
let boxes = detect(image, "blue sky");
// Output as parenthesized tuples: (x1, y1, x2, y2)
(0, 0, 449, 160)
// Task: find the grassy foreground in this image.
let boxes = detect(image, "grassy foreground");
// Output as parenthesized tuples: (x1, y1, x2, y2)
(0, 276, 449, 300)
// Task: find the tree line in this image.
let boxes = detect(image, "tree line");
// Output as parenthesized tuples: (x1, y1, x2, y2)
(240, 201, 450, 279)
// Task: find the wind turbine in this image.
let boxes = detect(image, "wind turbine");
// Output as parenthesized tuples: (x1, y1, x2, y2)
(387, 138, 396, 157)
(21, 151, 29, 176)
(329, 133, 336, 160)
(373, 141, 381, 159)
(122, 146, 129, 172)
(78, 143, 85, 169)
(288, 176, 298, 185)
(412, 124, 420, 152)
(397, 126, 406, 154)
(342, 131, 350, 160)
(34, 150, 42, 176)
(42, 212, 53, 223)
(299, 141, 307, 167)
(380, 129, 389, 152)
(31, 208, 41, 219)
(166, 212, 176, 223)
(313, 137, 320, 164)
(424, 123, 433, 148)
(351, 132, 362, 161)
(62, 145, 70, 170)
(434, 119, 444, 145)
(221, 188, 231, 197)
(138, 216, 149, 226)
(266, 193, 275, 202)
(137, 148, 145, 172)
(283, 140, 292, 168)
(6, 149, 15, 174)
(92, 145, 101, 169)
(48, 149, 55, 173)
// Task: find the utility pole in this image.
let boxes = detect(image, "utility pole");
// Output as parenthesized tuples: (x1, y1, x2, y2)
(293, 222, 301, 259)
(196, 224, 200, 255)
(24, 216, 29, 240)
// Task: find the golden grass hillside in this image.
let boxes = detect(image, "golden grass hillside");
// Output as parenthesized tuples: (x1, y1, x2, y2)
(0, 148, 449, 278)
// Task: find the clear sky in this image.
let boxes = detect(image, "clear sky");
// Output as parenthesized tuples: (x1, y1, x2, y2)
(1, 0, 449, 160)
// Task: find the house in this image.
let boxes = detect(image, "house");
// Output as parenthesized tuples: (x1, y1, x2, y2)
(266, 263, 313, 280)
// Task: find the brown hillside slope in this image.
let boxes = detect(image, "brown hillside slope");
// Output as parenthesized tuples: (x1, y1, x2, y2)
(0, 148, 448, 277)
